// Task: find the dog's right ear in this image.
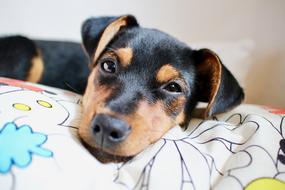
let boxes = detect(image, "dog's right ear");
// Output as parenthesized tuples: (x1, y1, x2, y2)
(81, 15, 138, 65)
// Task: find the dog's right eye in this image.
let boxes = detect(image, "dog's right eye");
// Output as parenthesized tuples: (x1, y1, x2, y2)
(100, 60, 117, 74)
(163, 82, 182, 93)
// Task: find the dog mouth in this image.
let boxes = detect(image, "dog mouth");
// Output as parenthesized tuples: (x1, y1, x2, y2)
(80, 137, 133, 163)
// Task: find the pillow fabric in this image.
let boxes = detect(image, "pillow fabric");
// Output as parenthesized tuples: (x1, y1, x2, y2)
(0, 77, 284, 190)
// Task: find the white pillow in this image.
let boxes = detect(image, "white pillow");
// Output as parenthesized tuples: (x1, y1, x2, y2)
(1, 77, 285, 190)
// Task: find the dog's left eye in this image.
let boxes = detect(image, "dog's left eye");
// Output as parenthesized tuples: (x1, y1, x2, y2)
(163, 82, 182, 93)
(101, 60, 117, 73)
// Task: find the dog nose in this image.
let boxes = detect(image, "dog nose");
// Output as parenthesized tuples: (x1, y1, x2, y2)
(91, 114, 131, 148)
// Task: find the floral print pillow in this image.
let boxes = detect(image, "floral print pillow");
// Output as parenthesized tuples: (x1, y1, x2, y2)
(0, 77, 284, 190)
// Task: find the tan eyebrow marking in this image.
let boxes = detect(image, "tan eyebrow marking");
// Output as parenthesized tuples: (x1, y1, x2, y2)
(156, 64, 180, 83)
(115, 47, 133, 67)
(100, 51, 116, 59)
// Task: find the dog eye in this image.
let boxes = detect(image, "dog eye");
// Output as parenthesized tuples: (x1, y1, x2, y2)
(101, 60, 117, 73)
(163, 82, 182, 93)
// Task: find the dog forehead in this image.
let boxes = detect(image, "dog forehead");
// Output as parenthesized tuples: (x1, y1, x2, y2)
(109, 28, 188, 71)
(111, 28, 187, 57)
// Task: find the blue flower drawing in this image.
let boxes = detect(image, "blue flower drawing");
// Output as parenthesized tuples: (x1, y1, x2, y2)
(0, 122, 53, 173)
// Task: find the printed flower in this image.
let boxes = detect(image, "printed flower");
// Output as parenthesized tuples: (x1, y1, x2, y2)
(0, 122, 53, 173)
(245, 178, 285, 190)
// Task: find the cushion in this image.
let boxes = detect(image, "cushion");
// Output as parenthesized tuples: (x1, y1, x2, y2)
(0, 77, 284, 190)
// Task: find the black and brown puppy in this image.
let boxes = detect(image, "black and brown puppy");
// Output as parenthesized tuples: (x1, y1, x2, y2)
(0, 15, 244, 162)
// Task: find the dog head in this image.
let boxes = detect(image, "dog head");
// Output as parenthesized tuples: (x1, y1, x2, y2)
(79, 15, 244, 162)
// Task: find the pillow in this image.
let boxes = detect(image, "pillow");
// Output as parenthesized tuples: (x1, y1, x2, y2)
(0, 77, 284, 190)
(190, 40, 254, 88)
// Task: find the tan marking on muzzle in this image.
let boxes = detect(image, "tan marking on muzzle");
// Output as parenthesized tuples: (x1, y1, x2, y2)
(79, 67, 114, 144)
(103, 101, 175, 156)
(176, 110, 186, 126)
(165, 96, 186, 115)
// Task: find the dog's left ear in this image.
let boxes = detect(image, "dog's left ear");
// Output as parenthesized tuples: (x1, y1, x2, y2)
(81, 15, 138, 65)
(193, 49, 244, 117)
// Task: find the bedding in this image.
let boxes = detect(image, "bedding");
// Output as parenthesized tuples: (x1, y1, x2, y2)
(0, 77, 284, 190)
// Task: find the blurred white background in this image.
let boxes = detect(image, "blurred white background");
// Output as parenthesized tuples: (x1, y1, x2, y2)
(0, 0, 284, 107)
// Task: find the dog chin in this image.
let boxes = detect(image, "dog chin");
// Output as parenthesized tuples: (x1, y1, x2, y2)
(80, 138, 133, 163)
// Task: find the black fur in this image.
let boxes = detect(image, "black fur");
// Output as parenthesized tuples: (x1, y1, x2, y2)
(81, 15, 244, 127)
(0, 36, 89, 94)
(107, 27, 197, 119)
(35, 40, 89, 93)
(0, 36, 37, 80)
(82, 15, 138, 57)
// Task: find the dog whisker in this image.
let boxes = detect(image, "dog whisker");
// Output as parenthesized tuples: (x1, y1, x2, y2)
(64, 82, 80, 94)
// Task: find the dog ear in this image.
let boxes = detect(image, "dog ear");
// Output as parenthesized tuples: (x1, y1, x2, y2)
(193, 48, 244, 117)
(81, 15, 138, 65)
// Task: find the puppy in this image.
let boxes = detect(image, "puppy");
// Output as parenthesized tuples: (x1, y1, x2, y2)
(0, 15, 244, 162)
